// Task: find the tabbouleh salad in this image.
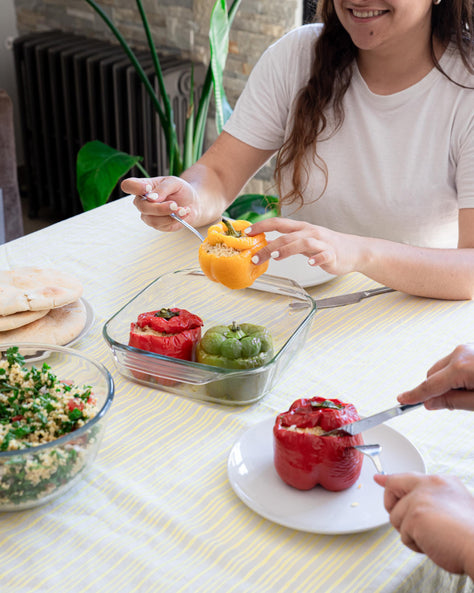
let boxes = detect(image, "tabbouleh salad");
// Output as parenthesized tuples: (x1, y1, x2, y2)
(0, 347, 101, 508)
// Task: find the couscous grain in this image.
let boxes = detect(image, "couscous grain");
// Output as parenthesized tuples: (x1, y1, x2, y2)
(0, 347, 101, 507)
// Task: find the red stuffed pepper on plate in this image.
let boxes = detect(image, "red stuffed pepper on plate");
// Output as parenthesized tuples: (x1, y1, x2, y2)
(273, 397, 364, 492)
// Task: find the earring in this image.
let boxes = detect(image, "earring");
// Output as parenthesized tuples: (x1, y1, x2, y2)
(433, 0, 441, 4)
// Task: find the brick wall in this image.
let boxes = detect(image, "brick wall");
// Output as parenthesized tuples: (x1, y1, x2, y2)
(13, 0, 304, 193)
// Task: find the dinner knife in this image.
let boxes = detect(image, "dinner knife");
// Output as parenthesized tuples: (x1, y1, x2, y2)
(289, 286, 394, 310)
(324, 402, 423, 436)
(315, 286, 394, 309)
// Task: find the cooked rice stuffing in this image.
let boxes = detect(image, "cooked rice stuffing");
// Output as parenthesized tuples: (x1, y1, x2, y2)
(203, 243, 240, 256)
(0, 348, 98, 451)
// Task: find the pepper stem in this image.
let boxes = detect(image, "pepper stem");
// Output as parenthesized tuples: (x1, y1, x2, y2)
(230, 321, 241, 332)
(222, 217, 242, 237)
(155, 308, 180, 319)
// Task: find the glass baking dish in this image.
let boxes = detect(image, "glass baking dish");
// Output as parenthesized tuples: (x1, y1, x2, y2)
(103, 268, 317, 405)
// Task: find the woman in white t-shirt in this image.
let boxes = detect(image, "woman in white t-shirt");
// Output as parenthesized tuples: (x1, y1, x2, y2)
(122, 0, 474, 300)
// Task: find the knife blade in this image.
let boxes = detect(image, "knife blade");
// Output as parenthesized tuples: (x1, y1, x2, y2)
(315, 286, 394, 309)
(324, 402, 423, 436)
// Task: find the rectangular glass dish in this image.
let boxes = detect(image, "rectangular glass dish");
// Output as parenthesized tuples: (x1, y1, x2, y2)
(103, 268, 317, 405)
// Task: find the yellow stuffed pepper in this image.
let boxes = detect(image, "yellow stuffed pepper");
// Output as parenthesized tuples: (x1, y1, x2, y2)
(198, 218, 268, 289)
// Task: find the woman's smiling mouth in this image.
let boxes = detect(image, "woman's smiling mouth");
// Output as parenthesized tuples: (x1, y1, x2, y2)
(351, 9, 389, 19)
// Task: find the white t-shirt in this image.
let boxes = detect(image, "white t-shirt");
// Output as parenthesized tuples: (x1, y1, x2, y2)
(223, 24, 474, 248)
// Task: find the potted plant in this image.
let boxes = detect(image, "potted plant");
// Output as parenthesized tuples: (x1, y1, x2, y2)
(77, 0, 278, 221)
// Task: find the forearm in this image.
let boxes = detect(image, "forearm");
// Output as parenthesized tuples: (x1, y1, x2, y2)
(179, 162, 234, 227)
(354, 236, 474, 300)
(181, 132, 275, 228)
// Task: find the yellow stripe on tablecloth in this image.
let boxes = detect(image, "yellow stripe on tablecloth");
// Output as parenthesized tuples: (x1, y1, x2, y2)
(0, 402, 243, 584)
(390, 557, 441, 593)
(171, 526, 301, 593)
(270, 528, 391, 593)
(334, 538, 411, 593)
(240, 532, 344, 593)
(372, 550, 430, 593)
(201, 526, 310, 593)
(140, 515, 275, 593)
(206, 531, 317, 593)
(81, 503, 248, 593)
(9, 466, 233, 591)
(310, 295, 455, 349)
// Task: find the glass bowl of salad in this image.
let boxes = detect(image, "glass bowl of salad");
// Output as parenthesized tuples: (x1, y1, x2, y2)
(0, 344, 114, 511)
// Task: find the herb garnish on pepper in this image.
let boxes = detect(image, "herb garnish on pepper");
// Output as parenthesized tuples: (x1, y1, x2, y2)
(273, 397, 364, 491)
(198, 218, 268, 289)
(128, 307, 203, 360)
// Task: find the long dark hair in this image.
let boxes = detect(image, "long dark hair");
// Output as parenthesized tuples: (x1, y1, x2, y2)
(274, 0, 474, 210)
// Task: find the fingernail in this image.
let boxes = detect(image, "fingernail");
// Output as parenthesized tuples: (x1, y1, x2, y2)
(178, 207, 187, 217)
(145, 184, 152, 193)
(271, 251, 280, 259)
(244, 227, 252, 235)
(308, 258, 315, 266)
(251, 255, 259, 264)
(169, 202, 178, 211)
(147, 192, 159, 201)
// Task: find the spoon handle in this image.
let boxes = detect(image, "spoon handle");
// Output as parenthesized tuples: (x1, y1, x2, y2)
(139, 192, 205, 242)
(169, 212, 205, 242)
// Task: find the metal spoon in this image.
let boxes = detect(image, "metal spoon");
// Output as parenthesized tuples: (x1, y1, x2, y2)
(352, 444, 384, 474)
(140, 193, 205, 241)
(169, 212, 205, 242)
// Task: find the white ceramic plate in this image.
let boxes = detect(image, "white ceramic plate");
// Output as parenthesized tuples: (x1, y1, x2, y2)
(227, 418, 425, 535)
(267, 256, 335, 287)
(67, 297, 95, 347)
(19, 298, 95, 362)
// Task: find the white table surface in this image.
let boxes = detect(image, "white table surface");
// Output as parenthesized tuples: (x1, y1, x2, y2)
(0, 195, 472, 593)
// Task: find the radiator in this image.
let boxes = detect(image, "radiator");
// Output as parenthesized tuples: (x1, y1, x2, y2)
(13, 31, 206, 219)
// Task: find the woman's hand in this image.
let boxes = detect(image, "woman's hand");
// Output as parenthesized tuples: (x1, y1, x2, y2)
(374, 472, 474, 578)
(398, 344, 474, 411)
(121, 132, 276, 234)
(121, 176, 199, 233)
(246, 218, 364, 276)
(246, 215, 474, 300)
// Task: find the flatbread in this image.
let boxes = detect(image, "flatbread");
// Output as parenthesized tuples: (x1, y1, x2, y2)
(0, 308, 51, 331)
(0, 299, 87, 346)
(0, 267, 83, 316)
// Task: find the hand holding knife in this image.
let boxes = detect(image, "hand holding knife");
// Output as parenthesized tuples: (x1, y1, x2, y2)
(323, 402, 423, 436)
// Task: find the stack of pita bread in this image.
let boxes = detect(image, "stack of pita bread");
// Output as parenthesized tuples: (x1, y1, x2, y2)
(0, 267, 87, 345)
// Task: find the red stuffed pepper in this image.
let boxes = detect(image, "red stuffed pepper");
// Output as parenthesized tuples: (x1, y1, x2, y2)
(273, 397, 364, 492)
(129, 307, 203, 360)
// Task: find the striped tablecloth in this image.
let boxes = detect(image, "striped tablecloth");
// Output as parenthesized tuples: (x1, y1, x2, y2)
(0, 196, 473, 593)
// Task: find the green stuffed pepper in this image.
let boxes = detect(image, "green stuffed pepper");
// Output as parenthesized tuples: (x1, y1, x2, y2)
(196, 321, 274, 402)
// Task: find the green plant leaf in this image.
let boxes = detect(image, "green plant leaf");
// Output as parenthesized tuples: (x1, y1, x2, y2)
(84, 0, 182, 174)
(223, 193, 279, 221)
(78, 0, 243, 204)
(183, 65, 195, 170)
(77, 141, 142, 211)
(209, 0, 234, 133)
(193, 0, 240, 160)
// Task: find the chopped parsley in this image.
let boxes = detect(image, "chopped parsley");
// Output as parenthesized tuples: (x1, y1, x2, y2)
(0, 347, 101, 507)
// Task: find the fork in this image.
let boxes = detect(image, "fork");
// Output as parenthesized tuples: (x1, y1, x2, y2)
(352, 444, 384, 474)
